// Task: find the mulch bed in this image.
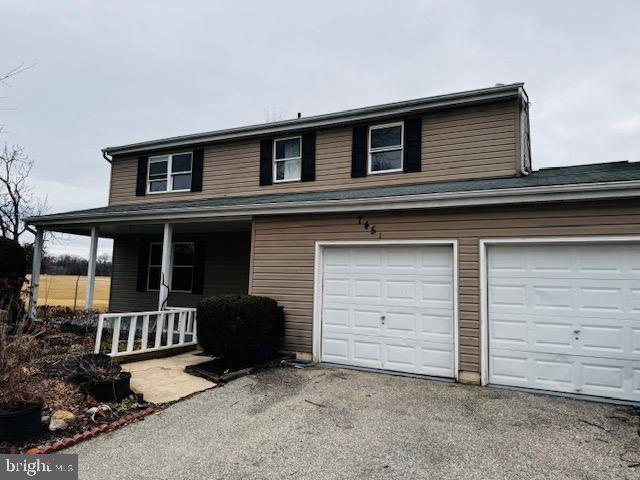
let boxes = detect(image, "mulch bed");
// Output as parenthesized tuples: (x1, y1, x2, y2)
(26, 406, 156, 454)
(0, 321, 153, 454)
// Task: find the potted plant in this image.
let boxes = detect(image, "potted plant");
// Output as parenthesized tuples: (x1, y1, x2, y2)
(0, 317, 43, 441)
(70, 353, 131, 402)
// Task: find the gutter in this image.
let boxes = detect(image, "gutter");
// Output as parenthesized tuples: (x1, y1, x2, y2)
(102, 83, 525, 156)
(26, 180, 640, 227)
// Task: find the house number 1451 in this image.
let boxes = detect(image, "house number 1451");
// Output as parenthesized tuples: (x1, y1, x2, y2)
(356, 216, 381, 238)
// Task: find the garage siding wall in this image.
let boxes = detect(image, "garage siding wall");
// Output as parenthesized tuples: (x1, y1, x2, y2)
(108, 100, 519, 205)
(109, 232, 251, 312)
(250, 200, 640, 373)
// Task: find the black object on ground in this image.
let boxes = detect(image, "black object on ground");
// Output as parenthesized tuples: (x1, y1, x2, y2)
(0, 401, 43, 441)
(185, 355, 291, 384)
(282, 360, 315, 369)
(84, 371, 132, 403)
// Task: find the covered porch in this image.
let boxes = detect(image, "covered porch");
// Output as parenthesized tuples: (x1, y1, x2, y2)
(26, 216, 252, 358)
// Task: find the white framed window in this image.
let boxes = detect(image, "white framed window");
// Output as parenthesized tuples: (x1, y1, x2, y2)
(273, 136, 301, 183)
(147, 242, 195, 293)
(368, 122, 403, 174)
(147, 152, 193, 193)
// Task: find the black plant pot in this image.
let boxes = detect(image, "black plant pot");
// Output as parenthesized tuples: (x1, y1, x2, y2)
(0, 400, 43, 441)
(85, 371, 132, 403)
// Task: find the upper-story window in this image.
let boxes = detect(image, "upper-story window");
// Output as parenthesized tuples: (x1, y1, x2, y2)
(368, 122, 403, 174)
(273, 136, 302, 182)
(148, 153, 193, 193)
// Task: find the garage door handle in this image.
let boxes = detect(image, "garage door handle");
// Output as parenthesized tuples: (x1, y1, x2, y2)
(381, 315, 386, 325)
(573, 329, 581, 334)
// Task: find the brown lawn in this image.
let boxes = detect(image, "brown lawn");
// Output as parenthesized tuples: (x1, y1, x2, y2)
(25, 274, 111, 311)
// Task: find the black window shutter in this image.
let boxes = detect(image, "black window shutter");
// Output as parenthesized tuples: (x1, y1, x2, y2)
(192, 241, 206, 294)
(351, 126, 368, 178)
(259, 139, 273, 185)
(301, 132, 316, 182)
(403, 117, 422, 173)
(191, 148, 204, 192)
(136, 156, 148, 196)
(136, 242, 150, 292)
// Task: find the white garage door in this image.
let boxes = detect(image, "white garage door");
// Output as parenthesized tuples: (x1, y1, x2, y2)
(488, 243, 640, 401)
(320, 245, 455, 378)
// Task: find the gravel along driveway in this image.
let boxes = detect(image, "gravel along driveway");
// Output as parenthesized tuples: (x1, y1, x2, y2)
(69, 366, 640, 480)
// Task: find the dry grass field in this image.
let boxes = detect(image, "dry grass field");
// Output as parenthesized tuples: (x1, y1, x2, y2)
(25, 274, 111, 311)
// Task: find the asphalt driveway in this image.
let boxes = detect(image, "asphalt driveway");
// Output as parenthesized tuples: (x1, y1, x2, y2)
(70, 366, 640, 479)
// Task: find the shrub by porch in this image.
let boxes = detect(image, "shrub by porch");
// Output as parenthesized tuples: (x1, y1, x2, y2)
(196, 295, 282, 367)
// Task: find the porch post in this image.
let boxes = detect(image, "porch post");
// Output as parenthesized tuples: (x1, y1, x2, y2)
(28, 227, 44, 320)
(158, 223, 173, 311)
(84, 226, 99, 311)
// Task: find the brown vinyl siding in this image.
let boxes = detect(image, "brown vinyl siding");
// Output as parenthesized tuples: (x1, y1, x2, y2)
(249, 200, 640, 373)
(108, 100, 518, 205)
(109, 232, 250, 312)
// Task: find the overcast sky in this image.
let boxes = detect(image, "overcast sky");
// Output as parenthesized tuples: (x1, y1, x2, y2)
(2, 0, 639, 257)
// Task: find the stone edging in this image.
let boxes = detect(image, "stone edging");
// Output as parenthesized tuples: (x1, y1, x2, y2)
(26, 407, 156, 454)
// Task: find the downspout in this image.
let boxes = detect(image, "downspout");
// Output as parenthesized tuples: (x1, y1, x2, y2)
(102, 150, 112, 163)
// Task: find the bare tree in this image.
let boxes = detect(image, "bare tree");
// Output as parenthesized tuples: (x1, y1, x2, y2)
(1, 63, 36, 134)
(0, 63, 35, 86)
(0, 144, 47, 241)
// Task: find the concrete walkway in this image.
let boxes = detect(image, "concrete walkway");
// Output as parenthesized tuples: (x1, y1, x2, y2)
(70, 366, 640, 479)
(122, 351, 215, 404)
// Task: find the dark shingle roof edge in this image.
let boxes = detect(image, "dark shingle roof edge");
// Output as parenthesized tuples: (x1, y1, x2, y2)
(103, 83, 525, 156)
(26, 161, 640, 226)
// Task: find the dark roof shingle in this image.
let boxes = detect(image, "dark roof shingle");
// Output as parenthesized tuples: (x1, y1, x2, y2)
(28, 161, 640, 223)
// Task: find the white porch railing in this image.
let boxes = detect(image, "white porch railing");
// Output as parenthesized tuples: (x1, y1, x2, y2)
(94, 307, 198, 357)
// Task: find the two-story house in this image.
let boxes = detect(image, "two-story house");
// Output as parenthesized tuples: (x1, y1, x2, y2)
(27, 83, 640, 402)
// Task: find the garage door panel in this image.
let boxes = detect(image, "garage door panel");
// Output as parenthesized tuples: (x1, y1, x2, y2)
(353, 340, 382, 365)
(387, 280, 416, 300)
(533, 285, 572, 310)
(420, 345, 454, 375)
(490, 311, 638, 358)
(322, 337, 349, 362)
(419, 312, 455, 338)
(353, 249, 382, 267)
(352, 309, 382, 331)
(489, 318, 529, 345)
(383, 342, 453, 376)
(490, 353, 529, 382)
(581, 325, 625, 354)
(632, 289, 640, 312)
(633, 328, 640, 354)
(491, 306, 640, 324)
(492, 244, 639, 273)
(353, 279, 381, 299)
(323, 308, 349, 327)
(321, 245, 455, 378)
(534, 322, 574, 348)
(386, 249, 417, 268)
(489, 284, 527, 307)
(323, 248, 350, 267)
(324, 278, 349, 298)
(533, 358, 574, 387)
(384, 311, 415, 333)
(488, 243, 640, 402)
(422, 281, 454, 302)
